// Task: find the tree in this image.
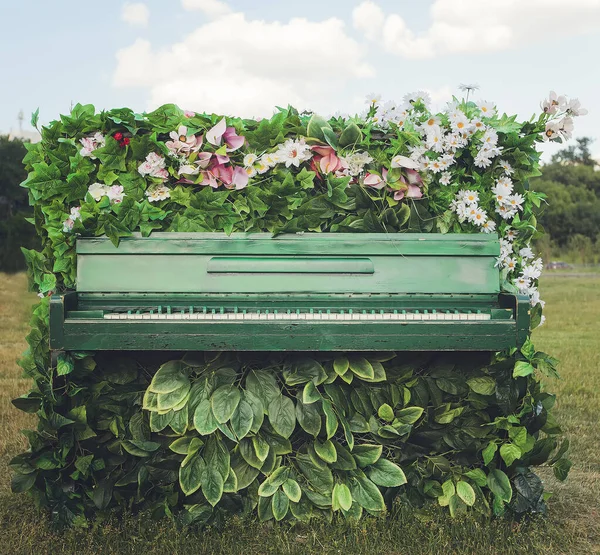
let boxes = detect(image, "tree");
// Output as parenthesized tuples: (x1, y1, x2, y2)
(550, 137, 597, 167)
(0, 135, 39, 272)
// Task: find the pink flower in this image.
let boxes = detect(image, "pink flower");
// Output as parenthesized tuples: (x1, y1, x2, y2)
(62, 218, 74, 232)
(231, 166, 249, 190)
(165, 125, 203, 155)
(206, 118, 245, 151)
(211, 163, 233, 186)
(200, 171, 219, 189)
(311, 146, 344, 174)
(107, 185, 125, 204)
(184, 110, 196, 118)
(363, 170, 387, 190)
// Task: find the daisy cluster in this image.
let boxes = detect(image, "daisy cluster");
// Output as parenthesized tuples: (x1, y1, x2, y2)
(542, 91, 587, 142)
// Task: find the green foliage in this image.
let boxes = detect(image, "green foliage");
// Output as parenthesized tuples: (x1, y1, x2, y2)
(12, 101, 570, 529)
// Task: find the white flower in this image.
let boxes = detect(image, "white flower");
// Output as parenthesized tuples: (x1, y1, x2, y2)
(366, 92, 382, 105)
(504, 228, 518, 241)
(496, 204, 517, 220)
(165, 125, 202, 155)
(519, 246, 534, 259)
(481, 219, 497, 233)
(481, 128, 498, 147)
(450, 113, 471, 134)
(499, 160, 514, 175)
(426, 125, 445, 152)
(79, 132, 105, 159)
(244, 165, 257, 178)
(139, 152, 169, 180)
(514, 276, 531, 293)
(541, 91, 567, 115)
(408, 145, 427, 160)
(470, 118, 486, 132)
(529, 288, 546, 308)
(342, 151, 373, 176)
(558, 116, 574, 141)
(458, 190, 479, 205)
(539, 315, 547, 326)
(439, 154, 455, 170)
(469, 207, 487, 226)
(62, 218, 74, 233)
(70, 206, 81, 220)
(429, 159, 444, 173)
(88, 182, 108, 201)
(506, 193, 525, 210)
(444, 133, 467, 152)
(261, 152, 280, 168)
(391, 155, 420, 170)
(403, 91, 431, 109)
(145, 184, 171, 202)
(477, 101, 497, 117)
(503, 257, 518, 271)
(439, 172, 452, 186)
(474, 153, 493, 168)
(522, 264, 541, 280)
(178, 164, 200, 176)
(107, 185, 125, 204)
(275, 138, 312, 168)
(492, 180, 513, 204)
(243, 153, 258, 167)
(566, 98, 588, 117)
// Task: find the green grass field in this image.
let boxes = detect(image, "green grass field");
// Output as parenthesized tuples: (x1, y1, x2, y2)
(0, 273, 599, 554)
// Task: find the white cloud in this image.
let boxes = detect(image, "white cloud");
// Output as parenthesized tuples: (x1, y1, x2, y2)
(181, 0, 231, 18)
(113, 13, 373, 117)
(353, 0, 600, 59)
(121, 2, 149, 27)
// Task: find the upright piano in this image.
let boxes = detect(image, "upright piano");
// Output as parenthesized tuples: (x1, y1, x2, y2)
(49, 233, 529, 352)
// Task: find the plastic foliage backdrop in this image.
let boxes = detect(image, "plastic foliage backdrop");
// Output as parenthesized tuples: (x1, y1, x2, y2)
(12, 90, 583, 528)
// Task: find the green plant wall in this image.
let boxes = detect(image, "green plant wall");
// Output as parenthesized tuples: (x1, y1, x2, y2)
(13, 92, 580, 527)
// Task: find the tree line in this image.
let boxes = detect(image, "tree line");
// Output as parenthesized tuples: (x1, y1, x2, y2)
(0, 135, 598, 272)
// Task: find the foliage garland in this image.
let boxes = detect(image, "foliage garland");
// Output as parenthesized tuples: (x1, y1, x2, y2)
(12, 91, 581, 527)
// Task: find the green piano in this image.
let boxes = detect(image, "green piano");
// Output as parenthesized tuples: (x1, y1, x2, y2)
(49, 232, 530, 352)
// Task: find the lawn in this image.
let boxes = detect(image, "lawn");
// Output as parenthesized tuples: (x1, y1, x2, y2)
(0, 273, 598, 554)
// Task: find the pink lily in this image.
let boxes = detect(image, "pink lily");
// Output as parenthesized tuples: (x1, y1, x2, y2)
(393, 184, 423, 201)
(200, 171, 219, 189)
(211, 163, 234, 186)
(230, 167, 250, 190)
(206, 118, 245, 152)
(311, 146, 344, 174)
(223, 127, 245, 151)
(363, 169, 388, 190)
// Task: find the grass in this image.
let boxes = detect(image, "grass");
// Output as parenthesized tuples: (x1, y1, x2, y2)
(0, 272, 599, 554)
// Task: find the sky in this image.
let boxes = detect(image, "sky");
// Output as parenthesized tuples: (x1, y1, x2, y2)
(1, 0, 599, 161)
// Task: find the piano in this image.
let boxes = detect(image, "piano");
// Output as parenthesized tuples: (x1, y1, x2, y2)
(49, 232, 530, 352)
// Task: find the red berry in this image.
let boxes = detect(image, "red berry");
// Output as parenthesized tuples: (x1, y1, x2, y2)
(114, 132, 123, 141)
(122, 137, 130, 146)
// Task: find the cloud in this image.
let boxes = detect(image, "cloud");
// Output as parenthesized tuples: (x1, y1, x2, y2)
(121, 2, 149, 27)
(181, 0, 231, 18)
(113, 13, 373, 117)
(353, 0, 600, 59)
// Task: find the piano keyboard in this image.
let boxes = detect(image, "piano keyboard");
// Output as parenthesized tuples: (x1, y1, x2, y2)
(103, 308, 492, 321)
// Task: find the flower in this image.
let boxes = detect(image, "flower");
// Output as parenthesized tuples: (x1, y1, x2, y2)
(165, 125, 203, 155)
(340, 151, 372, 177)
(426, 126, 445, 152)
(403, 91, 431, 109)
(311, 145, 344, 174)
(184, 110, 196, 118)
(566, 98, 587, 117)
(505, 228, 518, 241)
(366, 92, 382, 105)
(439, 172, 452, 186)
(231, 166, 250, 190)
(275, 138, 312, 168)
(88, 182, 108, 201)
(79, 132, 105, 158)
(62, 218, 74, 232)
(519, 246, 534, 259)
(459, 83, 480, 94)
(62, 206, 81, 233)
(492, 180, 513, 204)
(469, 207, 487, 226)
(481, 219, 497, 233)
(138, 152, 169, 180)
(459, 190, 479, 205)
(114, 132, 123, 141)
(496, 204, 517, 220)
(243, 153, 258, 167)
(514, 276, 531, 293)
(477, 101, 497, 117)
(145, 184, 171, 202)
(107, 185, 125, 204)
(503, 257, 517, 271)
(450, 113, 470, 133)
(363, 171, 386, 190)
(499, 160, 514, 175)
(506, 193, 525, 210)
(206, 118, 245, 151)
(541, 91, 567, 115)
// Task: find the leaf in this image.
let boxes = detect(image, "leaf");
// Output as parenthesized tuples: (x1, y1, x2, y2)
(513, 361, 535, 378)
(246, 369, 280, 408)
(201, 465, 224, 506)
(348, 357, 374, 380)
(268, 395, 296, 439)
(339, 122, 362, 148)
(258, 466, 289, 497)
(378, 404, 395, 422)
(282, 479, 302, 503)
(394, 406, 424, 425)
(367, 459, 407, 487)
(211, 385, 241, 424)
(353, 444, 383, 468)
(500, 443, 522, 466)
(193, 399, 219, 435)
(271, 489, 290, 521)
(306, 114, 333, 142)
(487, 469, 512, 503)
(351, 475, 385, 512)
(92, 478, 114, 510)
(482, 441, 498, 465)
(230, 399, 253, 440)
(11, 472, 36, 494)
(302, 381, 321, 404)
(149, 361, 189, 394)
(296, 399, 322, 437)
(314, 439, 337, 463)
(322, 399, 338, 439)
(553, 458, 572, 481)
(332, 483, 353, 512)
(456, 481, 476, 506)
(464, 468, 487, 487)
(333, 356, 349, 376)
(179, 453, 206, 496)
(466, 376, 496, 396)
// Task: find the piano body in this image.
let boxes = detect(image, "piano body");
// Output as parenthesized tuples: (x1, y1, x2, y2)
(49, 233, 530, 352)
